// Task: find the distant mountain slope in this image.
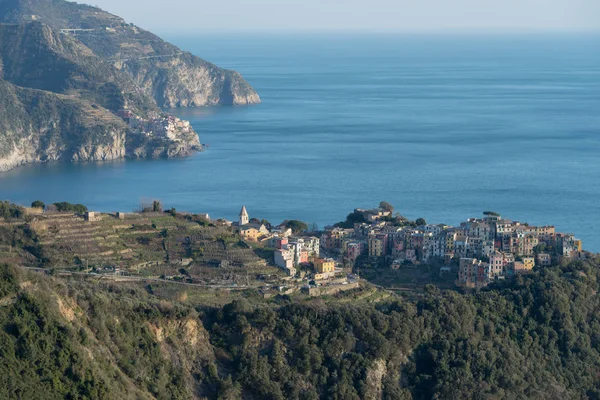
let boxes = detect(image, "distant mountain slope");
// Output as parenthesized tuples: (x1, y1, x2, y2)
(0, 0, 261, 107)
(0, 22, 157, 116)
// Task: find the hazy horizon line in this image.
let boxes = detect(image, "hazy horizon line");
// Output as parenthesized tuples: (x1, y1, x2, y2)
(157, 28, 600, 37)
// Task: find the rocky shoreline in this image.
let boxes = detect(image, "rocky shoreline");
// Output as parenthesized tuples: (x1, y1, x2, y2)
(0, 121, 204, 173)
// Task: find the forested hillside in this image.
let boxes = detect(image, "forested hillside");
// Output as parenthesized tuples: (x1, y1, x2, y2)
(1, 257, 600, 399)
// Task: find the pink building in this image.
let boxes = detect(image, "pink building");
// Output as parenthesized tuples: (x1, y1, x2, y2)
(299, 251, 309, 264)
(392, 241, 405, 258)
(273, 237, 288, 250)
(346, 242, 364, 262)
(489, 251, 515, 278)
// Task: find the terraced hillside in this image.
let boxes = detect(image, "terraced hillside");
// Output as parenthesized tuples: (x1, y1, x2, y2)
(0, 211, 282, 285)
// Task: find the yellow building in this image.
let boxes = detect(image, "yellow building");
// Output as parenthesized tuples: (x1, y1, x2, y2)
(368, 237, 384, 257)
(314, 258, 335, 274)
(445, 233, 456, 252)
(522, 257, 535, 271)
(240, 227, 261, 241)
(574, 239, 583, 252)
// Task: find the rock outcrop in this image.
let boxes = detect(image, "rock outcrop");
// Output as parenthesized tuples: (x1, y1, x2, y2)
(118, 53, 262, 108)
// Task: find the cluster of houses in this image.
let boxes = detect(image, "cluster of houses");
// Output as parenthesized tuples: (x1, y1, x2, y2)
(117, 110, 193, 140)
(233, 206, 324, 278)
(320, 208, 584, 288)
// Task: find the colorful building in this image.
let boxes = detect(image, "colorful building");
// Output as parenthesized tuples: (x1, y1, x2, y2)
(537, 253, 552, 267)
(315, 258, 335, 273)
(274, 249, 296, 276)
(346, 242, 365, 262)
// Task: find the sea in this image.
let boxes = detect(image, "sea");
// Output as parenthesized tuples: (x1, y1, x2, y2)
(1, 34, 599, 251)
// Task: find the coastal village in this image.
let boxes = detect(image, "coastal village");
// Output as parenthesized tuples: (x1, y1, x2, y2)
(0, 200, 589, 298)
(223, 204, 586, 290)
(116, 110, 197, 142)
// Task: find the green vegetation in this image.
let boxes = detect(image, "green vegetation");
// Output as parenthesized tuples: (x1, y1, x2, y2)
(31, 200, 45, 209)
(283, 220, 309, 234)
(0, 5, 206, 171)
(336, 210, 369, 228)
(379, 201, 394, 213)
(483, 211, 501, 217)
(52, 202, 88, 214)
(415, 218, 427, 226)
(0, 201, 24, 220)
(1, 255, 600, 398)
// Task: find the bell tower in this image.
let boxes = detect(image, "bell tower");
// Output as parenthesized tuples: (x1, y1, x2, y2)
(239, 205, 249, 226)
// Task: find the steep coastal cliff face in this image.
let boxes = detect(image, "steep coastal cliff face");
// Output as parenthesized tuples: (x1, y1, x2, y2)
(0, 75, 201, 172)
(0, 0, 261, 107)
(0, 78, 128, 172)
(118, 53, 262, 108)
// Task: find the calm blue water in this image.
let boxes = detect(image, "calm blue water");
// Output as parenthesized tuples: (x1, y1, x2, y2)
(1, 34, 599, 250)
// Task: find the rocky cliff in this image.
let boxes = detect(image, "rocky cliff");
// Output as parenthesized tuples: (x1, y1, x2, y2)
(0, 77, 127, 172)
(117, 52, 262, 108)
(0, 77, 201, 172)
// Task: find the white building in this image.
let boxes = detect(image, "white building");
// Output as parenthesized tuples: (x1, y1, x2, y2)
(274, 248, 296, 276)
(304, 237, 320, 257)
(239, 205, 249, 226)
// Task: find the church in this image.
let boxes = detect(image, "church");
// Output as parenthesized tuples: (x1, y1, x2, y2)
(235, 205, 269, 241)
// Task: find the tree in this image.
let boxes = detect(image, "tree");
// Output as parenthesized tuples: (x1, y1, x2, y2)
(483, 211, 501, 217)
(415, 218, 426, 226)
(379, 201, 394, 213)
(31, 200, 45, 209)
(336, 211, 368, 228)
(152, 200, 162, 213)
(0, 202, 25, 219)
(285, 220, 308, 234)
(535, 243, 547, 253)
(53, 202, 87, 214)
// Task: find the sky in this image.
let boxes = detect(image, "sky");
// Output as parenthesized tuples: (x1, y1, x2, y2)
(82, 0, 599, 33)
